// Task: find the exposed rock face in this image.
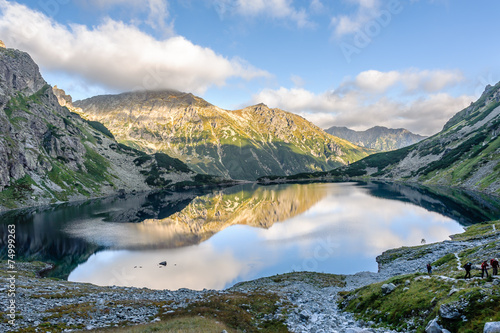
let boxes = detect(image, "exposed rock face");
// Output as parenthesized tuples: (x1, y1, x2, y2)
(325, 125, 427, 151)
(332, 82, 500, 195)
(0, 47, 195, 211)
(0, 40, 5, 48)
(73, 91, 372, 180)
(52, 85, 73, 109)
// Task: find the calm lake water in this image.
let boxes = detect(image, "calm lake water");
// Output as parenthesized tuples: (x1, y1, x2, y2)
(2, 182, 500, 290)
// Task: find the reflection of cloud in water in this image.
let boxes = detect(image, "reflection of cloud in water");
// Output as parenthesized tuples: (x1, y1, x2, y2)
(65, 219, 207, 249)
(66, 183, 467, 289)
(258, 188, 464, 259)
(69, 243, 252, 290)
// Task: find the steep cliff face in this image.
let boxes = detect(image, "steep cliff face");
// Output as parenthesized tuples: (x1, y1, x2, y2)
(0, 47, 195, 211)
(330, 83, 500, 195)
(74, 91, 372, 180)
(325, 126, 427, 151)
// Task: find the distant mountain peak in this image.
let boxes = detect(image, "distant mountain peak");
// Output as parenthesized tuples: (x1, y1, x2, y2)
(325, 126, 426, 151)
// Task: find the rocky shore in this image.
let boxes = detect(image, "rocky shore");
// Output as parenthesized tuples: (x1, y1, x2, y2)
(1, 222, 498, 333)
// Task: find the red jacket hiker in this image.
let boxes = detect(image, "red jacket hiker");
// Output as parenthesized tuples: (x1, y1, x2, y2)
(491, 258, 499, 275)
(481, 261, 489, 278)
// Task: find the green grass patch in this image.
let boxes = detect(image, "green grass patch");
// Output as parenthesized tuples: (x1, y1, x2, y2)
(0, 175, 35, 209)
(94, 316, 233, 333)
(83, 145, 111, 183)
(160, 291, 289, 333)
(85, 120, 115, 139)
(451, 221, 499, 241)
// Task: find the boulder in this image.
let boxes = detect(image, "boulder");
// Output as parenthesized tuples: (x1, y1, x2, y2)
(484, 322, 500, 333)
(381, 283, 396, 295)
(299, 309, 311, 322)
(439, 302, 462, 320)
(425, 318, 443, 333)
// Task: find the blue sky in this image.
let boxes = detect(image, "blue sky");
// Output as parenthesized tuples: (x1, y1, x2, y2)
(1, 0, 499, 135)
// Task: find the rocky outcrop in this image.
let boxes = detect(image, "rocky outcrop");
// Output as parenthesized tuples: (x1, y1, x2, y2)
(325, 125, 427, 151)
(0, 47, 196, 211)
(52, 85, 74, 109)
(0, 40, 5, 48)
(73, 91, 372, 180)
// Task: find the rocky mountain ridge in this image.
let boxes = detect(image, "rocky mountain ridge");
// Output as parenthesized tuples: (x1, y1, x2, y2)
(0, 47, 200, 211)
(72, 91, 372, 180)
(272, 83, 500, 196)
(325, 125, 427, 151)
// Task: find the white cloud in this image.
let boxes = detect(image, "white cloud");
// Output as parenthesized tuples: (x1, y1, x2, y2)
(214, 0, 313, 28)
(251, 69, 473, 136)
(348, 69, 465, 94)
(0, 0, 269, 95)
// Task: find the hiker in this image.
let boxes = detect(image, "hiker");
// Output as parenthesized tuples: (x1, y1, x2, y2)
(463, 262, 472, 279)
(491, 258, 499, 276)
(481, 260, 489, 278)
(427, 263, 432, 275)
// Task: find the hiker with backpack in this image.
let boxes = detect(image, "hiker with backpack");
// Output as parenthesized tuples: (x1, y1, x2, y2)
(463, 262, 472, 279)
(491, 258, 499, 276)
(426, 263, 432, 275)
(481, 260, 489, 278)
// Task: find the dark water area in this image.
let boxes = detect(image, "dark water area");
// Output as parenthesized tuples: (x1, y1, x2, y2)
(1, 182, 499, 290)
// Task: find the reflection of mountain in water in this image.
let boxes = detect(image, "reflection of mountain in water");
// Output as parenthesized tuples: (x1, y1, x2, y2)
(0, 184, 327, 278)
(0, 189, 205, 278)
(2, 182, 499, 280)
(360, 182, 500, 225)
(136, 183, 328, 247)
(0, 208, 100, 278)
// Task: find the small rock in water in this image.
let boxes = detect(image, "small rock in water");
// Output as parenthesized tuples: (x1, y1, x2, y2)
(159, 261, 167, 266)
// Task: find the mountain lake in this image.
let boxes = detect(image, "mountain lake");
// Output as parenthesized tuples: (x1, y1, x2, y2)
(2, 181, 500, 290)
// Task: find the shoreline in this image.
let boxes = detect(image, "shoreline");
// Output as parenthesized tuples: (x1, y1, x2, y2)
(0, 179, 246, 214)
(2, 221, 498, 332)
(2, 178, 500, 214)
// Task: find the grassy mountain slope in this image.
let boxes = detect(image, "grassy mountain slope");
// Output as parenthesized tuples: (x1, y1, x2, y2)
(270, 83, 500, 195)
(339, 220, 500, 332)
(0, 47, 198, 211)
(325, 125, 427, 151)
(73, 91, 372, 180)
